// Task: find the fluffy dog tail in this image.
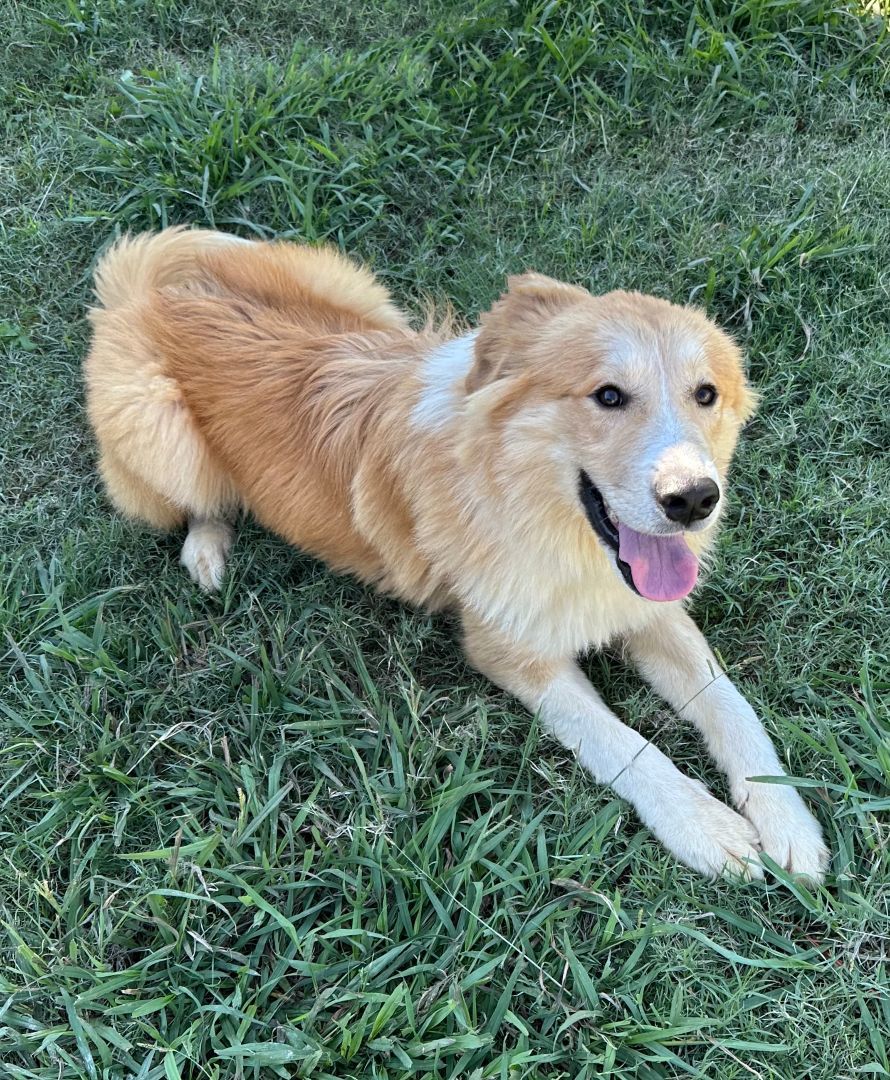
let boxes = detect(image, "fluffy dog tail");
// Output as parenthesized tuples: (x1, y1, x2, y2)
(91, 226, 248, 311)
(91, 227, 410, 335)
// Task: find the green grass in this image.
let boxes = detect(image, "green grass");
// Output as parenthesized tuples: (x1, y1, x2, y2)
(2, 0, 889, 1076)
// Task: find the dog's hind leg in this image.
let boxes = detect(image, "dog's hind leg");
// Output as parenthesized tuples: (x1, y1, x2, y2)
(626, 607, 829, 884)
(180, 517, 235, 592)
(462, 614, 764, 881)
(86, 328, 240, 586)
(98, 450, 185, 531)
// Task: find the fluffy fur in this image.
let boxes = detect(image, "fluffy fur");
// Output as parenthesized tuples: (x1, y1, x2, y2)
(84, 227, 828, 881)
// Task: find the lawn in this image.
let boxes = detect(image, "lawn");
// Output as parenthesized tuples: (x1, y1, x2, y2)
(1, 0, 889, 1076)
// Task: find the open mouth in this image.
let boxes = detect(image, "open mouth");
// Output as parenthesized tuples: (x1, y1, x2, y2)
(578, 471, 699, 602)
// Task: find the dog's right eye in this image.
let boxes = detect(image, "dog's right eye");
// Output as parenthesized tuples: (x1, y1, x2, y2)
(592, 385, 626, 408)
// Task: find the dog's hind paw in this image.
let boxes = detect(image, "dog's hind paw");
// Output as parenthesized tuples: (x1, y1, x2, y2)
(181, 519, 234, 592)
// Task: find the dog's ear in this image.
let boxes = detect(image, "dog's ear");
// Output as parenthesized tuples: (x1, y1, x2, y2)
(736, 382, 759, 424)
(466, 272, 588, 393)
(708, 330, 760, 425)
(503, 272, 588, 310)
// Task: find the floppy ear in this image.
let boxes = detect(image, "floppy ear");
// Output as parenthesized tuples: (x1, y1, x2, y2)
(465, 272, 589, 393)
(709, 330, 760, 425)
(736, 382, 760, 424)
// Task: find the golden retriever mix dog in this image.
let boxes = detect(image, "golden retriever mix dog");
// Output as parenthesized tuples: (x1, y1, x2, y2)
(84, 227, 828, 882)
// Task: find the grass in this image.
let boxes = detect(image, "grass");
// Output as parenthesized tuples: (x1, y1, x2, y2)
(1, 0, 889, 1076)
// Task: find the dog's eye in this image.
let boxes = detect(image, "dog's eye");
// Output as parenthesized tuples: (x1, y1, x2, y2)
(592, 385, 626, 408)
(695, 384, 717, 406)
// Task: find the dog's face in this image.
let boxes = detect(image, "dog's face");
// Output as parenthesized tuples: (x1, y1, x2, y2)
(467, 275, 758, 601)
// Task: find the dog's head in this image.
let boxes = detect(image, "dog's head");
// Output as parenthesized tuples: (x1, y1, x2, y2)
(464, 273, 758, 602)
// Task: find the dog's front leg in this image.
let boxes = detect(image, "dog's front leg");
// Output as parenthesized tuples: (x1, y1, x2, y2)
(626, 608, 829, 884)
(462, 615, 763, 880)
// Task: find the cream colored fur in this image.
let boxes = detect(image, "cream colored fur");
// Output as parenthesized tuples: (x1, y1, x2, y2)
(83, 228, 829, 882)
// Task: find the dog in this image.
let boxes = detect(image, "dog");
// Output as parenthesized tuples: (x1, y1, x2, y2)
(83, 227, 829, 882)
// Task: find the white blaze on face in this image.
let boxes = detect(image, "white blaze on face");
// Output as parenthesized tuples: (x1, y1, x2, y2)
(646, 331, 720, 506)
(411, 332, 479, 430)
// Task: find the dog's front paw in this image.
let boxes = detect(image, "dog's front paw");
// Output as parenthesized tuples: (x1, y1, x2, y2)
(737, 782, 829, 885)
(649, 779, 764, 882)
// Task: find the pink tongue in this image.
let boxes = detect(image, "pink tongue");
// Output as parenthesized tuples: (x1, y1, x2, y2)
(616, 522, 699, 602)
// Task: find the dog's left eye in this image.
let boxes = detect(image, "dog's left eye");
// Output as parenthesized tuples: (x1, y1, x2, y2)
(592, 385, 626, 408)
(695, 384, 717, 406)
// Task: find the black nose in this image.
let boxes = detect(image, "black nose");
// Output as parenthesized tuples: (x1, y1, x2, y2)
(658, 478, 720, 526)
